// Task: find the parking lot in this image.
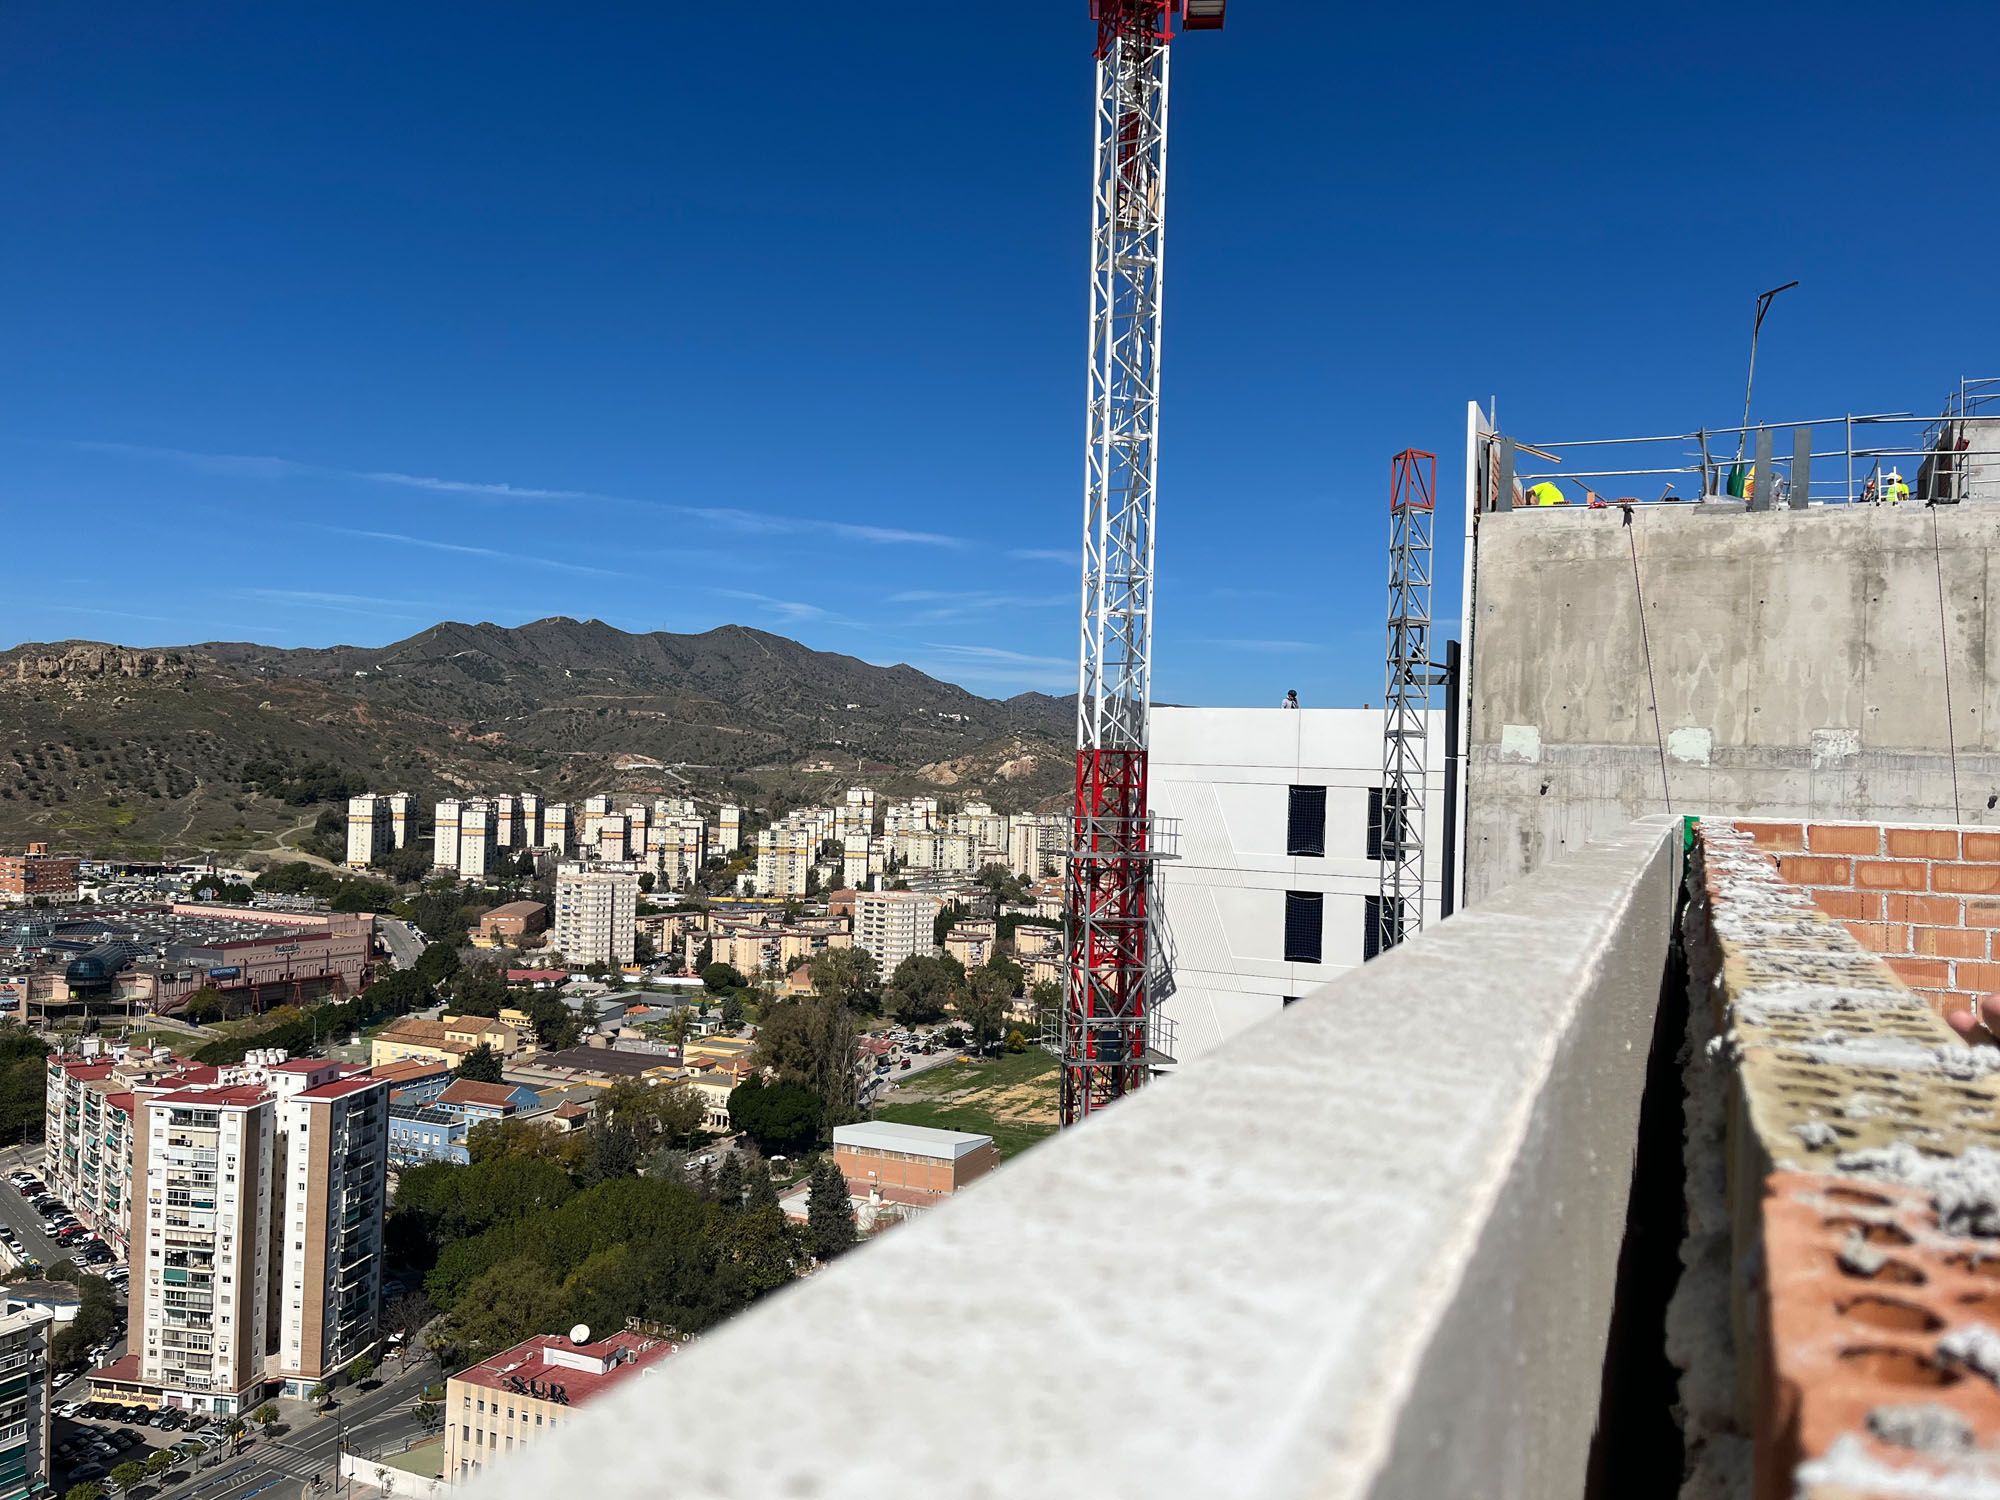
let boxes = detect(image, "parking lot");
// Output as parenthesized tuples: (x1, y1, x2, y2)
(1, 1165, 121, 1281)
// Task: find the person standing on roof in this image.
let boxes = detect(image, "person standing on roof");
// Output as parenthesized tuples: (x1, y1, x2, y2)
(1526, 481, 1566, 507)
(1887, 468, 1911, 505)
(1281, 690, 1300, 710)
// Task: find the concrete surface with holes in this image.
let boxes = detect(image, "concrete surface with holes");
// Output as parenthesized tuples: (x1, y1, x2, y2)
(1463, 503, 2000, 903)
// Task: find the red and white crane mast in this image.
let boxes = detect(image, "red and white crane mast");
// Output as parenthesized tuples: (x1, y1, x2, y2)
(1061, 0, 1224, 1128)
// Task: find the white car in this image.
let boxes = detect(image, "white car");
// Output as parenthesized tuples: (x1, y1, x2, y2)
(56, 1402, 84, 1419)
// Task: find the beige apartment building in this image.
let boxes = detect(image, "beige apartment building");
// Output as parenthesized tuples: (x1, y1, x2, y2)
(118, 1062, 387, 1412)
(445, 1331, 674, 1486)
(0, 1306, 53, 1500)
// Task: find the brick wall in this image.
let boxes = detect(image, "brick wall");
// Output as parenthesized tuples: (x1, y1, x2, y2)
(1683, 822, 2000, 1497)
(1733, 819, 2000, 1020)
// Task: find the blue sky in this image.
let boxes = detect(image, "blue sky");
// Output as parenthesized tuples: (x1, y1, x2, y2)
(2, 3, 1994, 705)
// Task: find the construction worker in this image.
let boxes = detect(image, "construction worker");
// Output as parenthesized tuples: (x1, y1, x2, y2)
(1281, 689, 1300, 710)
(1526, 480, 1566, 507)
(1887, 468, 1911, 505)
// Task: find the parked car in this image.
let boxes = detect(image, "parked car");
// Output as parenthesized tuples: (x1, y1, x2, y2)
(55, 1401, 83, 1419)
(70, 1462, 104, 1482)
(112, 1430, 141, 1449)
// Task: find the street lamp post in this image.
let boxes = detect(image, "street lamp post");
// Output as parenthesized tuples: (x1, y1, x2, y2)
(1736, 280, 1800, 462)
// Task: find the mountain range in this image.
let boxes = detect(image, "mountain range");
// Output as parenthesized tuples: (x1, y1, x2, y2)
(0, 619, 1076, 859)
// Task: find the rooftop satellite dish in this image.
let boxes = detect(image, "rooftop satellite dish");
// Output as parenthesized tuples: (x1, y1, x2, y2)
(569, 1324, 590, 1346)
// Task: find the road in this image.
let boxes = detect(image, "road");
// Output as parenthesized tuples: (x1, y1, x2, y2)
(376, 918, 424, 971)
(74, 1359, 442, 1500)
(0, 1144, 68, 1268)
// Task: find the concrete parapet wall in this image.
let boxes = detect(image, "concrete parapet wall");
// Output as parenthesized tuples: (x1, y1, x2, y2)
(1677, 820, 2000, 1498)
(476, 818, 1684, 1500)
(1467, 504, 2000, 904)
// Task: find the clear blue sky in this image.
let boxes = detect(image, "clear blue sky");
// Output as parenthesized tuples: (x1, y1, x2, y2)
(3, 3, 1994, 706)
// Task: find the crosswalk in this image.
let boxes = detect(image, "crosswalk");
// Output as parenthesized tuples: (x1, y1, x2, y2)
(250, 1443, 334, 1484)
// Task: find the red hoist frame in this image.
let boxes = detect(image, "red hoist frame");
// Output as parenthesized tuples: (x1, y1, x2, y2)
(1061, 0, 1225, 1128)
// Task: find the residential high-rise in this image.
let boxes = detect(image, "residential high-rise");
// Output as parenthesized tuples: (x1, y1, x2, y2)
(493, 795, 520, 851)
(754, 819, 815, 898)
(130, 1060, 389, 1412)
(597, 815, 629, 865)
(0, 1306, 53, 1500)
(716, 804, 741, 855)
(387, 793, 412, 852)
(553, 863, 639, 966)
(1006, 814, 1067, 880)
(344, 796, 391, 870)
(268, 1062, 388, 1395)
(519, 794, 542, 851)
(434, 801, 464, 873)
(459, 803, 498, 880)
(541, 804, 572, 858)
(854, 891, 942, 976)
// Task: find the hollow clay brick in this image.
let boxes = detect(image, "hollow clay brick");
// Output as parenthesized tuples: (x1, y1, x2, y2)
(1812, 825, 1887, 856)
(1856, 861, 1931, 892)
(1887, 827, 1962, 860)
(1935, 865, 2000, 896)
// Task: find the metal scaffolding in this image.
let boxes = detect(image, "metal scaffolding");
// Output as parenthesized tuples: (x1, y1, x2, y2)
(1377, 449, 1436, 957)
(1060, 0, 1220, 1127)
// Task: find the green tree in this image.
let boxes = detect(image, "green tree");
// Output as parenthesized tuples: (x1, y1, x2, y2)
(750, 993, 859, 1132)
(633, 930, 657, 965)
(145, 1449, 174, 1480)
(414, 942, 461, 987)
(451, 962, 508, 1017)
(348, 1355, 377, 1384)
(638, 872, 656, 893)
(580, 1116, 642, 1186)
(453, 1043, 504, 1084)
(982, 949, 1025, 998)
(958, 969, 1010, 1056)
(974, 861, 1028, 916)
(429, 1256, 570, 1368)
(253, 1404, 279, 1432)
(181, 987, 224, 1025)
(67, 1484, 104, 1500)
(719, 994, 745, 1028)
(109, 1463, 145, 1497)
(806, 947, 877, 1011)
(701, 961, 745, 993)
(806, 1156, 856, 1261)
(726, 1076, 822, 1157)
(746, 1159, 780, 1211)
(414, 1402, 441, 1430)
(885, 954, 955, 1026)
(714, 1152, 746, 1207)
(308, 1383, 329, 1407)
(1005, 1028, 1027, 1053)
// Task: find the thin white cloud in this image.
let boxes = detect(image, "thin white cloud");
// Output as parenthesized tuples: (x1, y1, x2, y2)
(922, 642, 1071, 671)
(1009, 548, 1074, 564)
(888, 589, 1068, 622)
(1196, 637, 1320, 653)
(326, 528, 632, 579)
(707, 588, 858, 627)
(85, 441, 966, 547)
(239, 588, 455, 620)
(46, 604, 175, 625)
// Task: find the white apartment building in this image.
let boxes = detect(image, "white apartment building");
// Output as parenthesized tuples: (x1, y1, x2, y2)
(459, 802, 498, 879)
(0, 1306, 53, 1500)
(853, 891, 942, 976)
(344, 795, 391, 870)
(1006, 814, 1067, 880)
(884, 796, 939, 835)
(651, 816, 707, 889)
(542, 803, 572, 857)
(45, 1045, 198, 1261)
(387, 793, 411, 853)
(493, 795, 521, 851)
(554, 862, 640, 966)
(129, 1061, 389, 1412)
(519, 794, 542, 850)
(1149, 707, 1448, 1063)
(716, 804, 741, 855)
(434, 800, 463, 872)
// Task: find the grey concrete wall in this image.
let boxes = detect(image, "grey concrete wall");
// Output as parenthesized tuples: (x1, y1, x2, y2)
(476, 817, 1681, 1500)
(1465, 503, 2000, 902)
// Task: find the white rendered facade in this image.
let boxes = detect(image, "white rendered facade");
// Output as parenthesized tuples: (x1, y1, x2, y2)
(1149, 708, 1449, 1063)
(853, 891, 942, 976)
(554, 862, 639, 966)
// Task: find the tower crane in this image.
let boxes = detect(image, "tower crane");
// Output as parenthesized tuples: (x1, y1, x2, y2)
(1060, 0, 1226, 1128)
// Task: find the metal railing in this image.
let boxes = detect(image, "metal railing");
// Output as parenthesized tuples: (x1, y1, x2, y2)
(1482, 376, 2000, 513)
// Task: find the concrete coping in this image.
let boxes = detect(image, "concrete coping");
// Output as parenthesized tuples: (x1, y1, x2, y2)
(477, 816, 1684, 1500)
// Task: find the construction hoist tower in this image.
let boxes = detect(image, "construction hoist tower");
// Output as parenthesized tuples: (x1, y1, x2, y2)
(1060, 0, 1225, 1129)
(1377, 449, 1437, 956)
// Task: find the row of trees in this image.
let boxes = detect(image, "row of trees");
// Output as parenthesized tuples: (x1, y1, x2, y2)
(251, 861, 399, 914)
(0, 1025, 47, 1147)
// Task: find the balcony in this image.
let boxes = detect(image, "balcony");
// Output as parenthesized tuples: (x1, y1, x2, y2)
(478, 814, 2000, 1498)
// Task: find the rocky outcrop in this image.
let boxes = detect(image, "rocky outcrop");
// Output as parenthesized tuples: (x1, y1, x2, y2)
(12, 645, 191, 684)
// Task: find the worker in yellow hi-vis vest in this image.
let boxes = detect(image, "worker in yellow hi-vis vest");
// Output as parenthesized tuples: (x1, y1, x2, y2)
(1887, 468, 1910, 505)
(1526, 481, 1566, 507)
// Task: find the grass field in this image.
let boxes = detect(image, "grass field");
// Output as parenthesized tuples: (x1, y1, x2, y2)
(872, 1048, 1058, 1159)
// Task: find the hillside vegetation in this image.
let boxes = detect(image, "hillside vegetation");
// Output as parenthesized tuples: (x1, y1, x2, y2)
(0, 621, 1072, 856)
